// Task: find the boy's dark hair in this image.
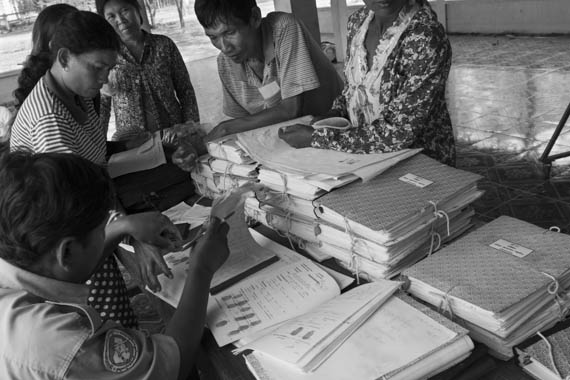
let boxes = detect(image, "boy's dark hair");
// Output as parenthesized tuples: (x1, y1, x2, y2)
(95, 0, 143, 24)
(50, 10, 120, 60)
(194, 0, 258, 28)
(0, 151, 114, 269)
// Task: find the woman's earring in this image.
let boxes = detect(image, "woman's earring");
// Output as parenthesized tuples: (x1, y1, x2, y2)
(64, 67, 69, 72)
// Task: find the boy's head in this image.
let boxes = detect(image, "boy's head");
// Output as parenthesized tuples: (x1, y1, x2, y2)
(0, 151, 114, 282)
(194, 0, 262, 63)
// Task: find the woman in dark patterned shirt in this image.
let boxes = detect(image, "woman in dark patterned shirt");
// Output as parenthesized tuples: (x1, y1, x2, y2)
(280, 0, 455, 166)
(97, 0, 200, 142)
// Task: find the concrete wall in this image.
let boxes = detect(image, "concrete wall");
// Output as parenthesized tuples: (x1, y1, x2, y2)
(318, 1, 570, 36)
(0, 69, 18, 106)
(445, 0, 570, 34)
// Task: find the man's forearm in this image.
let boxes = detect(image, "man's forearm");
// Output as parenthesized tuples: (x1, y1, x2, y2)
(220, 95, 303, 135)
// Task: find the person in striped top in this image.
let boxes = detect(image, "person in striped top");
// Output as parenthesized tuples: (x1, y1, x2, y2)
(195, 0, 344, 141)
(10, 10, 181, 329)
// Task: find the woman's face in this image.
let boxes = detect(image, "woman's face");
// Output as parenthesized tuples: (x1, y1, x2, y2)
(103, 0, 143, 42)
(364, 0, 407, 17)
(64, 49, 117, 98)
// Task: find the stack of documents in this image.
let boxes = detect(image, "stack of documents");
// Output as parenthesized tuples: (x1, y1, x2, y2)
(244, 153, 483, 279)
(404, 216, 570, 359)
(245, 292, 474, 380)
(517, 327, 570, 380)
(191, 144, 259, 198)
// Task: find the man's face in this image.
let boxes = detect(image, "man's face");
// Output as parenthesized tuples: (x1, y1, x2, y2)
(204, 16, 258, 63)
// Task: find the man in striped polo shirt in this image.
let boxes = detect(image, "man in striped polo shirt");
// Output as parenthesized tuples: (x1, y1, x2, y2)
(195, 0, 343, 141)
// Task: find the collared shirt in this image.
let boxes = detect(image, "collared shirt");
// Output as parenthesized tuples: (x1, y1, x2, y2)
(101, 32, 200, 141)
(312, 3, 456, 166)
(0, 257, 179, 380)
(10, 75, 106, 165)
(218, 12, 343, 119)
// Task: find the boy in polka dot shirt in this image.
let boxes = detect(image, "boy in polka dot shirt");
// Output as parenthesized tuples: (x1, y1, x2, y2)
(0, 151, 231, 380)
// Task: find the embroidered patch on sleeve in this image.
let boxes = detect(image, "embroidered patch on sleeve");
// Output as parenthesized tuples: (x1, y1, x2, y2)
(103, 329, 139, 373)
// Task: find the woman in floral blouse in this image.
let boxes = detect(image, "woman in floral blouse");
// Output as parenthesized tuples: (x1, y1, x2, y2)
(280, 0, 455, 166)
(97, 0, 200, 142)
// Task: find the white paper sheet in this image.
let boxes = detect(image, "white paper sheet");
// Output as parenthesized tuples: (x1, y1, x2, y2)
(107, 132, 166, 178)
(207, 260, 340, 347)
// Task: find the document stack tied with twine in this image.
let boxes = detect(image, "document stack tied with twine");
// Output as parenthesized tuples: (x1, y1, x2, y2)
(404, 216, 570, 360)
(241, 142, 482, 279)
(191, 137, 259, 199)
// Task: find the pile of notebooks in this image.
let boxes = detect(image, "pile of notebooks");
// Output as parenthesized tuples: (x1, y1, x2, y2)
(404, 216, 570, 359)
(191, 139, 259, 199)
(244, 153, 483, 280)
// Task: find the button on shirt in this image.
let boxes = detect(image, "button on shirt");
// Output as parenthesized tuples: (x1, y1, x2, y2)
(218, 12, 343, 119)
(0, 258, 179, 380)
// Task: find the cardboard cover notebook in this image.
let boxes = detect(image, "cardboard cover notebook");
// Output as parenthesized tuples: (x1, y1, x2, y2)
(404, 216, 570, 341)
(518, 328, 570, 380)
(315, 154, 483, 245)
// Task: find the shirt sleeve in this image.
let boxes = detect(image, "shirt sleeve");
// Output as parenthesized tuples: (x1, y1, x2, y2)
(66, 327, 180, 380)
(311, 23, 451, 154)
(168, 38, 200, 123)
(274, 15, 320, 100)
(31, 114, 77, 154)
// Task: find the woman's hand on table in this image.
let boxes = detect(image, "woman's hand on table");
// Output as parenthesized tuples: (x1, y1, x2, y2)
(278, 123, 314, 148)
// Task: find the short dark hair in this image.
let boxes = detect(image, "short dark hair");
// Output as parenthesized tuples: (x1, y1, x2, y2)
(50, 10, 120, 59)
(95, 0, 143, 24)
(195, 0, 258, 28)
(0, 151, 114, 269)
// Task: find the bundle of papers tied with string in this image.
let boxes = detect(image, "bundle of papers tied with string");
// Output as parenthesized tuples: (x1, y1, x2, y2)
(191, 154, 258, 199)
(245, 153, 483, 279)
(404, 216, 570, 360)
(207, 136, 255, 165)
(245, 196, 475, 278)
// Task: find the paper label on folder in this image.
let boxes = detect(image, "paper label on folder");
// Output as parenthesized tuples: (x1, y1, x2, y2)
(399, 173, 433, 188)
(490, 239, 533, 258)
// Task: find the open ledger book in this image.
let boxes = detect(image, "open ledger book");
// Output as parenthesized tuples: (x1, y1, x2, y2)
(245, 293, 474, 380)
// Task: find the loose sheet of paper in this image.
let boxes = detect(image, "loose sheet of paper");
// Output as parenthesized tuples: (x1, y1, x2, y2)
(162, 202, 211, 228)
(237, 120, 421, 181)
(107, 132, 166, 178)
(207, 260, 340, 347)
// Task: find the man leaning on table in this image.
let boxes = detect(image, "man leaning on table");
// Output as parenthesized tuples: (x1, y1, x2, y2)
(0, 151, 233, 380)
(195, 0, 344, 141)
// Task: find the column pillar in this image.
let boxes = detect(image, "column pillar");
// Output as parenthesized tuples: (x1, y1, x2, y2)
(330, 0, 348, 62)
(273, 0, 321, 44)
